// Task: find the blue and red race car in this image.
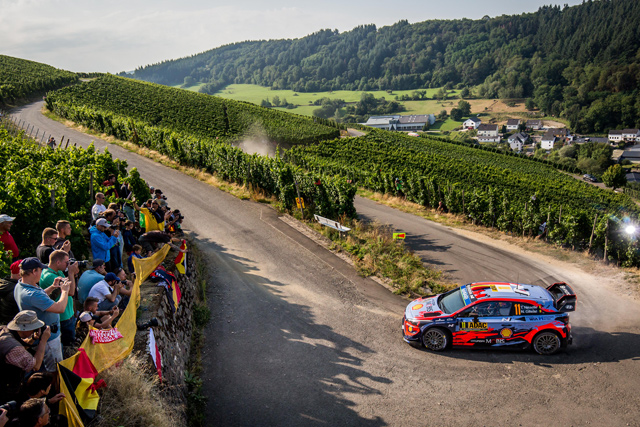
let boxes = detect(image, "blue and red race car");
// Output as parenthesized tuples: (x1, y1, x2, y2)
(402, 282, 576, 355)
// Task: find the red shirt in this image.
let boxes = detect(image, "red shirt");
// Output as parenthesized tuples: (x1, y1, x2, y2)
(0, 231, 19, 258)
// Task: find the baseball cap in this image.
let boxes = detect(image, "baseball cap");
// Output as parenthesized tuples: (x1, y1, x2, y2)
(0, 214, 15, 223)
(7, 310, 45, 331)
(104, 272, 120, 283)
(79, 312, 93, 323)
(10, 259, 22, 275)
(19, 257, 48, 270)
(96, 218, 110, 227)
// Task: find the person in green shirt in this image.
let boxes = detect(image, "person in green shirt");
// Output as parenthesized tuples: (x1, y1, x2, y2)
(39, 250, 79, 346)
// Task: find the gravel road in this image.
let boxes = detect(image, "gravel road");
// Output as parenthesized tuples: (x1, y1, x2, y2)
(9, 101, 640, 426)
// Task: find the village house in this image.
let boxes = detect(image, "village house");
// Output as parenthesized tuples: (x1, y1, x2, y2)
(526, 119, 543, 131)
(622, 129, 640, 142)
(477, 124, 500, 143)
(506, 119, 521, 131)
(608, 130, 624, 143)
(508, 132, 529, 152)
(463, 117, 481, 129)
(541, 130, 557, 150)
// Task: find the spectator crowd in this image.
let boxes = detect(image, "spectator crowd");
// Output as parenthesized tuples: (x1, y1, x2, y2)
(0, 176, 186, 426)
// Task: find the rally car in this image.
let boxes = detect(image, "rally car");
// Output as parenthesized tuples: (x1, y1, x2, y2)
(402, 282, 576, 355)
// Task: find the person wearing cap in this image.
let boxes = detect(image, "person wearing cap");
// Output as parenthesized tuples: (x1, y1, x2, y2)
(87, 272, 124, 311)
(13, 257, 71, 372)
(76, 259, 106, 305)
(0, 214, 19, 260)
(35, 228, 57, 265)
(0, 310, 51, 403)
(91, 193, 107, 221)
(89, 218, 119, 268)
(39, 250, 79, 347)
(0, 260, 22, 325)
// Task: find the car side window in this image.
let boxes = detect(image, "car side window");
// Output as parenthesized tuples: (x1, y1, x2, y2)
(511, 302, 541, 316)
(470, 301, 512, 317)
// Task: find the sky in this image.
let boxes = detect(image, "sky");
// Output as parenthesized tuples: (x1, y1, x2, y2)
(2, 0, 584, 73)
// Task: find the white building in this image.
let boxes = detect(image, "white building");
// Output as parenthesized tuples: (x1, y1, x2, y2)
(608, 130, 623, 143)
(622, 129, 640, 142)
(463, 117, 481, 129)
(363, 114, 436, 131)
(506, 119, 521, 131)
(541, 130, 557, 150)
(508, 132, 529, 152)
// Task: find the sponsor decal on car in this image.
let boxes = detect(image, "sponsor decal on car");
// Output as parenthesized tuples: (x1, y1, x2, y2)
(460, 321, 488, 331)
(412, 304, 424, 310)
(499, 328, 513, 338)
(461, 286, 471, 305)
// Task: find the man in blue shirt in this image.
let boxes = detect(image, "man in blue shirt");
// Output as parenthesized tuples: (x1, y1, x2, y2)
(89, 218, 119, 269)
(77, 259, 106, 305)
(14, 257, 71, 372)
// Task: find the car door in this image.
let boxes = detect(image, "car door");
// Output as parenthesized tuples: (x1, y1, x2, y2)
(455, 301, 505, 347)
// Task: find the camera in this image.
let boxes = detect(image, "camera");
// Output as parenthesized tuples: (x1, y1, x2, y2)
(40, 324, 58, 335)
(0, 401, 17, 416)
(70, 259, 89, 268)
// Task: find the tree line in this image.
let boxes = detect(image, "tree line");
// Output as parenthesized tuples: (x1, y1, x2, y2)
(130, 0, 640, 133)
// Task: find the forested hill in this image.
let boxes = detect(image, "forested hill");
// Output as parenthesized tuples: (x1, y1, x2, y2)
(130, 0, 640, 133)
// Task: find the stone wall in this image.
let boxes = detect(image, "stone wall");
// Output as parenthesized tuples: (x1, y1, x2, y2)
(133, 245, 198, 421)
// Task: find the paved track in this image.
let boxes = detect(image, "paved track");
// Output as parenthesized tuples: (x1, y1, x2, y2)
(8, 102, 640, 426)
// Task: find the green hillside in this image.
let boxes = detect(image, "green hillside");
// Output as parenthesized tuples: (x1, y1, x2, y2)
(131, 0, 640, 133)
(0, 54, 78, 104)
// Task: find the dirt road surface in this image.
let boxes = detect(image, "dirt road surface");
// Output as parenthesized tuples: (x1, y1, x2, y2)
(9, 101, 640, 426)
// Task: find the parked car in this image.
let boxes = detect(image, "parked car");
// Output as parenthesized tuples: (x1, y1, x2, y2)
(583, 174, 598, 182)
(402, 282, 576, 355)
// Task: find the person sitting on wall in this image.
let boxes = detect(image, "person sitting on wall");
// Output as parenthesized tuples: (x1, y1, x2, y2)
(78, 297, 119, 330)
(86, 272, 125, 311)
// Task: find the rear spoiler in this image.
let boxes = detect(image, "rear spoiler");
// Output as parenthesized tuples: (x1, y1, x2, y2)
(546, 282, 577, 312)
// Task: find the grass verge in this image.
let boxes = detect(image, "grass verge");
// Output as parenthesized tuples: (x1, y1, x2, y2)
(95, 354, 180, 427)
(299, 214, 454, 296)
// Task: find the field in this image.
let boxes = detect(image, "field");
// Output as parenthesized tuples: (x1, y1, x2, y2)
(175, 83, 536, 121)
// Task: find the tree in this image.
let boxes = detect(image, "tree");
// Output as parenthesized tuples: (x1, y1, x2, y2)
(525, 98, 535, 111)
(460, 87, 470, 98)
(437, 109, 448, 121)
(601, 164, 627, 190)
(450, 107, 463, 121)
(272, 95, 281, 107)
(183, 76, 195, 87)
(457, 99, 471, 116)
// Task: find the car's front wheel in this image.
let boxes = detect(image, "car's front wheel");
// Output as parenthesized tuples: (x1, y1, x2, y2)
(422, 328, 449, 351)
(532, 331, 562, 355)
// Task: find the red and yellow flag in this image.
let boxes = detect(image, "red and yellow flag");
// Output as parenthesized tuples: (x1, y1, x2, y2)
(174, 240, 187, 274)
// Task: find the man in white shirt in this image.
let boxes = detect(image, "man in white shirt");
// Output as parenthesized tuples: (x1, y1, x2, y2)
(91, 193, 107, 221)
(87, 272, 124, 311)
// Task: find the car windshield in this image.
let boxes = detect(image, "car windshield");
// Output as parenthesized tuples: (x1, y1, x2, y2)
(438, 288, 466, 314)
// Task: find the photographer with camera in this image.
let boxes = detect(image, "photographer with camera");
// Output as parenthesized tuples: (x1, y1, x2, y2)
(0, 311, 50, 404)
(52, 220, 75, 261)
(39, 251, 79, 347)
(14, 258, 72, 372)
(89, 219, 119, 272)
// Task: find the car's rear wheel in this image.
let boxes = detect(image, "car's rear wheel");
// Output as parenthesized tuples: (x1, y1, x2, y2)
(532, 331, 562, 355)
(422, 328, 449, 351)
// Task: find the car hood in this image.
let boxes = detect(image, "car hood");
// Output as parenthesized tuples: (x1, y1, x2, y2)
(405, 295, 444, 320)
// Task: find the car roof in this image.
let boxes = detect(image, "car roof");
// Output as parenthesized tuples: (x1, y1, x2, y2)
(465, 282, 552, 303)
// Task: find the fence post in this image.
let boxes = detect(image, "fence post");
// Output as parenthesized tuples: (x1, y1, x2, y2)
(589, 213, 598, 250)
(50, 189, 56, 208)
(65, 138, 70, 149)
